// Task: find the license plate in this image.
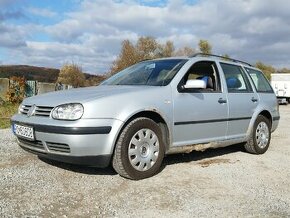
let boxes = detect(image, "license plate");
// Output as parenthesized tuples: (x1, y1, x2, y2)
(13, 124, 35, 141)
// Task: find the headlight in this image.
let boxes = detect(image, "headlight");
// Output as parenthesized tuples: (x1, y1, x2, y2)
(51, 103, 84, 120)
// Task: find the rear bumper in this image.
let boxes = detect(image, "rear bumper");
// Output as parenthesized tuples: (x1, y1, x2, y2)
(272, 115, 280, 132)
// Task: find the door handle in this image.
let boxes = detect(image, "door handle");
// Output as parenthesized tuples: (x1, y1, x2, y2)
(251, 97, 258, 102)
(218, 98, 227, 104)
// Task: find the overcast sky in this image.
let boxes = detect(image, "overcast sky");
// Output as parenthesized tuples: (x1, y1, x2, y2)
(1, 0, 290, 74)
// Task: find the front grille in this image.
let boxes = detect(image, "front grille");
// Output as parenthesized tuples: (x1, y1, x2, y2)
(20, 105, 54, 117)
(35, 106, 54, 117)
(46, 142, 70, 153)
(20, 105, 31, 115)
(18, 138, 45, 151)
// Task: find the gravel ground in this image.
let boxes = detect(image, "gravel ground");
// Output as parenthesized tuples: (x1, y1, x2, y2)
(0, 107, 290, 217)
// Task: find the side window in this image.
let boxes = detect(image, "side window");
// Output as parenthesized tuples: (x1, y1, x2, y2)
(220, 63, 253, 93)
(245, 68, 274, 93)
(180, 61, 221, 92)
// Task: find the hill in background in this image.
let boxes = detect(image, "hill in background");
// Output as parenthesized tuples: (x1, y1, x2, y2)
(0, 65, 104, 83)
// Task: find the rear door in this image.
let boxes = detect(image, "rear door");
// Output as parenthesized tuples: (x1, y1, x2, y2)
(219, 62, 259, 139)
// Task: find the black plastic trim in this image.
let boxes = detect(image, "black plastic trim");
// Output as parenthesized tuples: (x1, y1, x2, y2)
(273, 116, 280, 121)
(174, 117, 252, 125)
(20, 145, 111, 167)
(12, 121, 112, 135)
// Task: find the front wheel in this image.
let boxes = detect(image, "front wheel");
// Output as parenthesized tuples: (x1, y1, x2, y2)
(112, 117, 165, 180)
(244, 115, 271, 154)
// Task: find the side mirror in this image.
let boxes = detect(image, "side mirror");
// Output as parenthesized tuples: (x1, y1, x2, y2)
(183, 79, 206, 89)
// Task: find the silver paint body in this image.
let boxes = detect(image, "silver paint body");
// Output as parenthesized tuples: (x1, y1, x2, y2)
(11, 57, 280, 158)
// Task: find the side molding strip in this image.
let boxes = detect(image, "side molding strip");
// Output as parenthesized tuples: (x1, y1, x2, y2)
(174, 117, 252, 126)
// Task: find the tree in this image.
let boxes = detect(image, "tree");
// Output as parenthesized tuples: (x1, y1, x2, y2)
(222, 54, 230, 59)
(6, 76, 26, 103)
(57, 63, 85, 88)
(110, 40, 138, 75)
(158, 40, 175, 57)
(198, 39, 212, 54)
(255, 61, 276, 80)
(136, 36, 158, 60)
(84, 75, 106, 86)
(110, 37, 211, 75)
(110, 37, 179, 75)
(174, 46, 195, 56)
(278, 68, 290, 74)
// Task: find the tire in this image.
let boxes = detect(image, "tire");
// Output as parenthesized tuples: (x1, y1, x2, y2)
(112, 117, 165, 180)
(244, 115, 271, 154)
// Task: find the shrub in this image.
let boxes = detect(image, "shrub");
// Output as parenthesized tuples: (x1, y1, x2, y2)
(6, 77, 26, 103)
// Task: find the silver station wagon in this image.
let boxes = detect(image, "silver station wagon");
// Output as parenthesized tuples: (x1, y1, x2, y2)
(11, 54, 280, 180)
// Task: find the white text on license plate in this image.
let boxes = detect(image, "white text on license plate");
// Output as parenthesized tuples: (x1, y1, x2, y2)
(14, 124, 34, 140)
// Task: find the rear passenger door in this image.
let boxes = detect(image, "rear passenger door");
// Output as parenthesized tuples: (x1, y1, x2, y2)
(219, 63, 258, 139)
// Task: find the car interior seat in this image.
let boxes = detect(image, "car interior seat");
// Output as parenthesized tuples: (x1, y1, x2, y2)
(197, 76, 214, 89)
(226, 77, 242, 89)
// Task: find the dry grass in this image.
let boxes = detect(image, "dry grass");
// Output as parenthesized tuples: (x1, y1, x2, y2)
(0, 103, 18, 129)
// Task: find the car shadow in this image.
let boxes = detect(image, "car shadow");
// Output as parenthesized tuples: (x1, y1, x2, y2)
(38, 156, 117, 176)
(38, 143, 245, 176)
(161, 143, 245, 168)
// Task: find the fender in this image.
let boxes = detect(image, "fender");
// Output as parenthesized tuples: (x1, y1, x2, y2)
(109, 107, 173, 154)
(245, 106, 273, 140)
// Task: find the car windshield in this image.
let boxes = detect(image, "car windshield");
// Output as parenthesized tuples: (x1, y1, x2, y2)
(101, 59, 187, 86)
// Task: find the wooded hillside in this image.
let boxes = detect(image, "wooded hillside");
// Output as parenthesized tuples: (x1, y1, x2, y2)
(0, 65, 102, 83)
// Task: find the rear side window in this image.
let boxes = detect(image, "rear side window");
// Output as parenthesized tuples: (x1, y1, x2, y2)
(245, 68, 273, 93)
(220, 63, 253, 93)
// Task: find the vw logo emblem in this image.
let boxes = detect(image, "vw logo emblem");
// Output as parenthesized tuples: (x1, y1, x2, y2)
(27, 105, 37, 117)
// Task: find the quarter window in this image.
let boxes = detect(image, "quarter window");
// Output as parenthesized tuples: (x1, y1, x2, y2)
(245, 68, 273, 93)
(220, 63, 252, 93)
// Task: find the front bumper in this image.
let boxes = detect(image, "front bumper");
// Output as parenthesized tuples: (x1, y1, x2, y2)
(11, 114, 124, 167)
(20, 145, 111, 167)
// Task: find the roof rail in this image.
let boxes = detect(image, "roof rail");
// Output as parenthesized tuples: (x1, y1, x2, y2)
(189, 53, 252, 67)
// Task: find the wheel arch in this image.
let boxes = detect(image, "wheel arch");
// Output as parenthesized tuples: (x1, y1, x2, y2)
(259, 110, 272, 126)
(246, 109, 273, 139)
(112, 109, 171, 155)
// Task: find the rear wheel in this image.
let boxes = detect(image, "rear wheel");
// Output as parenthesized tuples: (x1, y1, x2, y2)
(112, 117, 165, 180)
(244, 115, 271, 154)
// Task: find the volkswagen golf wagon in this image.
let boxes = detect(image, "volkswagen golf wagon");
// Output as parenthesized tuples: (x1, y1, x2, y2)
(11, 54, 280, 180)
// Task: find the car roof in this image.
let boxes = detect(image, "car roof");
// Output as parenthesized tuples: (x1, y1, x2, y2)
(145, 54, 262, 71)
(189, 53, 253, 67)
(153, 53, 251, 66)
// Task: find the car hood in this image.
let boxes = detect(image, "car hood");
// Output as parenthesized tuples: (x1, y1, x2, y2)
(23, 85, 156, 106)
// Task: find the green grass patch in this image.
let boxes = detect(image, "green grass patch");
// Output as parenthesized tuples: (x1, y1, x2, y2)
(0, 103, 19, 129)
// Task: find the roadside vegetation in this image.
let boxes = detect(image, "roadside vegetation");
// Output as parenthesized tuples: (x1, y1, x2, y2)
(0, 103, 18, 129)
(0, 76, 24, 129)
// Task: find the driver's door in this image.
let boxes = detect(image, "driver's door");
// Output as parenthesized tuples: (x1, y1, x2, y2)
(172, 61, 228, 146)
